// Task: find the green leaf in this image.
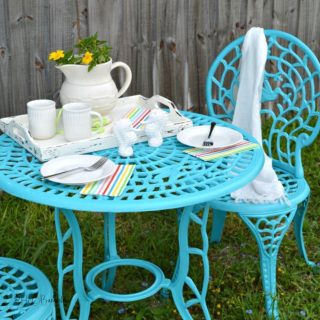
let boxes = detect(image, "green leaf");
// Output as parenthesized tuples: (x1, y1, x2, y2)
(52, 33, 112, 68)
(88, 60, 97, 71)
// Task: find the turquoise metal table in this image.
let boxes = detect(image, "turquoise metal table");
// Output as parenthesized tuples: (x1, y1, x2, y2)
(0, 112, 264, 319)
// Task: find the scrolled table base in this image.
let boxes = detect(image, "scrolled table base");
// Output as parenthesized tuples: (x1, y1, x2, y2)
(54, 208, 92, 320)
(54, 204, 212, 320)
(86, 259, 167, 302)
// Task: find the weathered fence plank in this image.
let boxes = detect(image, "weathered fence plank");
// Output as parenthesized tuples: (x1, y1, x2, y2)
(7, 1, 32, 115)
(0, 0, 11, 117)
(0, 0, 319, 118)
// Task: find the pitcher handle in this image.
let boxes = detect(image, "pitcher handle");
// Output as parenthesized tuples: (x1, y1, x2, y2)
(111, 61, 132, 98)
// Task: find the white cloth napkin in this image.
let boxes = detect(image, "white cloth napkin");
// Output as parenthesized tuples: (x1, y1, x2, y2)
(231, 27, 286, 203)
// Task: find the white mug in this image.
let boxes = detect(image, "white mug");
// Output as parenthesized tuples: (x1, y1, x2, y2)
(27, 99, 56, 140)
(62, 103, 103, 141)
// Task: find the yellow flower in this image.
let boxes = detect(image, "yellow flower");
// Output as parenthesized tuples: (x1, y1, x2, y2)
(217, 304, 221, 309)
(48, 50, 64, 61)
(82, 51, 93, 64)
(55, 50, 64, 59)
(48, 52, 56, 60)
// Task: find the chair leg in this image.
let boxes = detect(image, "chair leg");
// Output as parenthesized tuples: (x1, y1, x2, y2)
(210, 209, 227, 244)
(293, 195, 316, 267)
(239, 208, 297, 319)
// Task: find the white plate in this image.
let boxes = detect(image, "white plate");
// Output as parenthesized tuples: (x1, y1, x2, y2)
(177, 125, 243, 149)
(40, 155, 116, 185)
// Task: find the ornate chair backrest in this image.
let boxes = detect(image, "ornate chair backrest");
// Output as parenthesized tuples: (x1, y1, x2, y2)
(206, 30, 320, 178)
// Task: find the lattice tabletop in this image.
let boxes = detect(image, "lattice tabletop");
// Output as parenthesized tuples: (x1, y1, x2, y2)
(0, 112, 264, 213)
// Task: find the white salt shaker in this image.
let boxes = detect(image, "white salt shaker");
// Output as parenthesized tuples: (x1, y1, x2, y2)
(113, 118, 138, 157)
(143, 109, 168, 147)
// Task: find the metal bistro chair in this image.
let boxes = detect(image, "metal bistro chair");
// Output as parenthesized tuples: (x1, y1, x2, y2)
(205, 30, 320, 318)
(0, 257, 56, 319)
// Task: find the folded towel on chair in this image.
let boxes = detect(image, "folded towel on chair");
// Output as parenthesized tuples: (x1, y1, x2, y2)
(231, 27, 286, 204)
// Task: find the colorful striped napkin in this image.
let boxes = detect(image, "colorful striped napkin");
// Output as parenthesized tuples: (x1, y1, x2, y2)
(184, 140, 259, 161)
(81, 164, 135, 197)
(124, 107, 151, 128)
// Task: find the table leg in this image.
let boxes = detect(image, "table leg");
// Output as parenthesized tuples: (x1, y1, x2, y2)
(102, 212, 120, 291)
(239, 208, 297, 320)
(55, 208, 92, 320)
(170, 204, 211, 320)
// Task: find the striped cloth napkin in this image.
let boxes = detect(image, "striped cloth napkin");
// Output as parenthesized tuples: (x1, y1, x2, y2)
(81, 164, 135, 197)
(124, 107, 151, 128)
(184, 140, 259, 161)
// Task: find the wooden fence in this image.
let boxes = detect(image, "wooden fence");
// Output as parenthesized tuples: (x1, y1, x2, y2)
(0, 0, 319, 117)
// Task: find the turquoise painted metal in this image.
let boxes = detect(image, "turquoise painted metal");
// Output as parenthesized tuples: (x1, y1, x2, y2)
(0, 257, 56, 319)
(0, 112, 264, 319)
(0, 113, 263, 213)
(206, 29, 320, 319)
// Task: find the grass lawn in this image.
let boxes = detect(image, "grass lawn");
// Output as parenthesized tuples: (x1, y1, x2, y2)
(0, 140, 319, 320)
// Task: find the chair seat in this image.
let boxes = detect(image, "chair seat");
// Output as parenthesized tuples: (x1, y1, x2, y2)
(210, 167, 310, 214)
(0, 257, 55, 320)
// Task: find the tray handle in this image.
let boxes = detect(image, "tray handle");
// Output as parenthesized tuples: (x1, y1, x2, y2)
(146, 95, 184, 121)
(8, 120, 34, 146)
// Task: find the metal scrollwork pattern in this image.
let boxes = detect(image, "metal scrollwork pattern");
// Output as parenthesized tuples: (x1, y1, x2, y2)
(239, 208, 297, 319)
(0, 112, 263, 213)
(241, 210, 294, 257)
(0, 262, 40, 319)
(0, 258, 55, 319)
(206, 30, 320, 177)
(213, 167, 306, 211)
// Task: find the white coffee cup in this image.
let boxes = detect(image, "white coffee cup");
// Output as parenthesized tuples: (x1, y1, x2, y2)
(62, 102, 103, 141)
(27, 99, 56, 140)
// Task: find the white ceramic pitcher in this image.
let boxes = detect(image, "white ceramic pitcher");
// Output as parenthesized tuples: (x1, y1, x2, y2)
(57, 59, 132, 115)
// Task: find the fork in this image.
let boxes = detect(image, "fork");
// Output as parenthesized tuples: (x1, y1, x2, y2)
(202, 122, 216, 147)
(42, 157, 108, 179)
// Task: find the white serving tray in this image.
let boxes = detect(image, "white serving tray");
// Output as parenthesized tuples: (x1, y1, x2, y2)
(0, 95, 192, 162)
